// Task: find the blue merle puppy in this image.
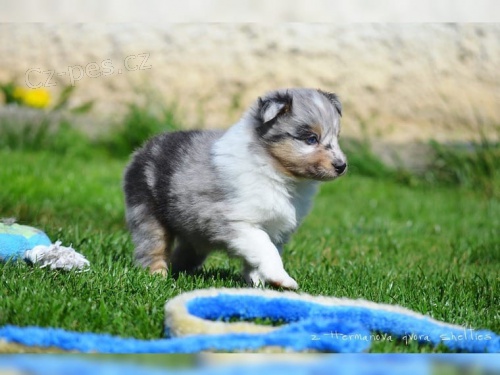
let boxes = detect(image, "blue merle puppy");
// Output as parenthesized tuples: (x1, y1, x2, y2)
(123, 88, 347, 289)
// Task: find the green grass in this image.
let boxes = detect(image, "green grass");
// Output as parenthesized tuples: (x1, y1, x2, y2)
(0, 107, 499, 353)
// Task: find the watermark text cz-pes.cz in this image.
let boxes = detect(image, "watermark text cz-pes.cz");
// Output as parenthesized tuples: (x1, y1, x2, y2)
(25, 53, 152, 88)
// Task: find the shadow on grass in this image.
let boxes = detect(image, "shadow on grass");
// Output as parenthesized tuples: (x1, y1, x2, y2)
(172, 267, 246, 287)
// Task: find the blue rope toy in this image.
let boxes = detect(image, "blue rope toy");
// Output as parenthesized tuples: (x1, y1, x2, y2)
(0, 288, 498, 353)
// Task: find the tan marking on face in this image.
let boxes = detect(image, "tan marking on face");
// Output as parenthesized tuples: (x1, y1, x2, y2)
(310, 123, 323, 138)
(304, 147, 337, 180)
(267, 139, 336, 181)
(268, 151, 298, 178)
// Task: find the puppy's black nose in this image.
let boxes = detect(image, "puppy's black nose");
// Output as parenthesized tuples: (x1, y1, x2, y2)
(334, 162, 347, 174)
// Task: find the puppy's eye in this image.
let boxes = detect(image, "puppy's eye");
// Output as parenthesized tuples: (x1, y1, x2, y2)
(304, 135, 319, 145)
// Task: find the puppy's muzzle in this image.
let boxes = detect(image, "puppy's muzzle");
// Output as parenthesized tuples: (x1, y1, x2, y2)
(333, 162, 347, 175)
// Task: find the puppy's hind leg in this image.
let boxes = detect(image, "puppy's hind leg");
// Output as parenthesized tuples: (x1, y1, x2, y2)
(134, 220, 173, 276)
(127, 204, 173, 275)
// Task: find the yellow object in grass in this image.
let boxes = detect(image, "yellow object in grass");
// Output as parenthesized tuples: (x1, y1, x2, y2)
(12, 87, 51, 109)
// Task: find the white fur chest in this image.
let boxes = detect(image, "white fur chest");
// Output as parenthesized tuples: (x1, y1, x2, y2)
(240, 177, 298, 243)
(212, 120, 318, 244)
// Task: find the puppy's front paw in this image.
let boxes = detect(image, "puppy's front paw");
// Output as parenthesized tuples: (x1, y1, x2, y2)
(271, 275, 299, 290)
(244, 268, 299, 290)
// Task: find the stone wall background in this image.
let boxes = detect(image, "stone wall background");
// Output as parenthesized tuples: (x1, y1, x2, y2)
(0, 23, 499, 143)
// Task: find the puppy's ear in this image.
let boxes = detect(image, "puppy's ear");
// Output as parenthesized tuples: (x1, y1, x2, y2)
(317, 89, 342, 117)
(258, 91, 293, 124)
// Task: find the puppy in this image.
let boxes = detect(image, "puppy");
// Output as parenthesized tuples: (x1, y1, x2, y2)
(123, 88, 347, 290)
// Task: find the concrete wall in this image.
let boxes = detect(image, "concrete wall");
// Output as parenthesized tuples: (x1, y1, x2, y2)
(1, 23, 499, 142)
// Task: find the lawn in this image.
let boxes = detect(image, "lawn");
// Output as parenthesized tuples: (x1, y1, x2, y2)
(0, 111, 499, 353)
